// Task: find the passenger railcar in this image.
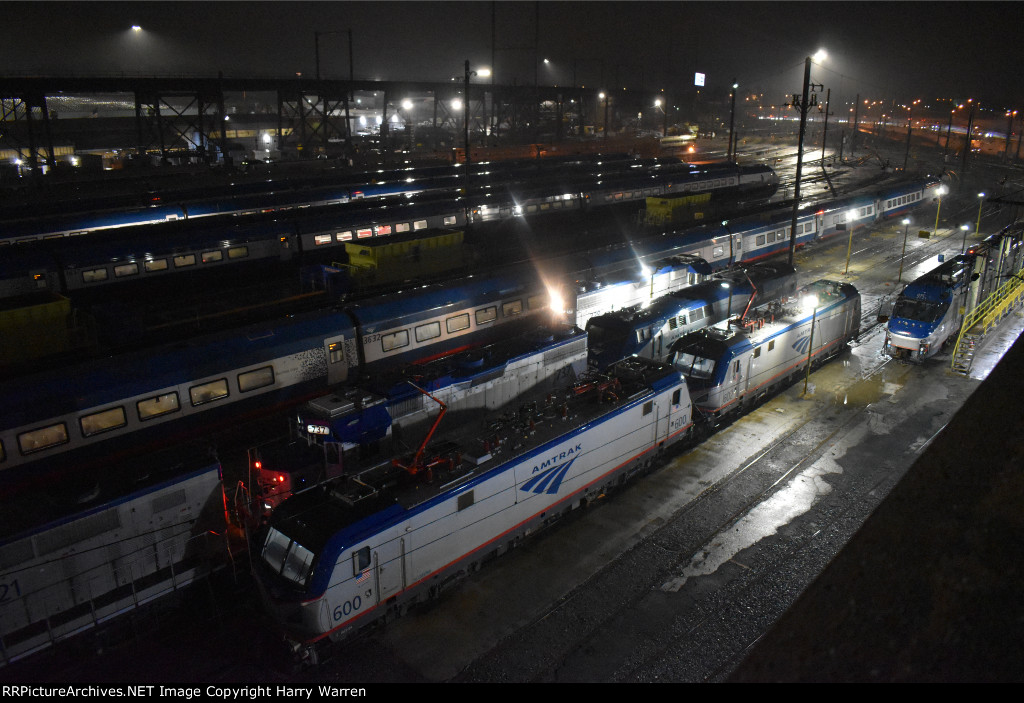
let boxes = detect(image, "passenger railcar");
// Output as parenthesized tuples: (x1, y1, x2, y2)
(254, 357, 692, 651)
(670, 279, 861, 419)
(0, 160, 779, 302)
(0, 270, 555, 476)
(0, 449, 225, 666)
(586, 262, 797, 369)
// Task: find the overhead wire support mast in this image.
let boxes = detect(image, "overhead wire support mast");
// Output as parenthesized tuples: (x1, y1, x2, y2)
(787, 56, 823, 267)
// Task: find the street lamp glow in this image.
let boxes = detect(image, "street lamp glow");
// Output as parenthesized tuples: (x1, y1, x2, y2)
(813, 48, 827, 62)
(131, 25, 142, 32)
(401, 99, 413, 111)
(476, 68, 491, 78)
(451, 98, 462, 111)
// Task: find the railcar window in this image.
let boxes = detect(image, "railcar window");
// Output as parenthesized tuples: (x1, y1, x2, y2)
(381, 330, 410, 352)
(376, 225, 392, 236)
(189, 379, 229, 406)
(328, 342, 345, 364)
(174, 254, 196, 268)
(352, 546, 371, 575)
(336, 231, 353, 241)
(238, 366, 275, 392)
(281, 540, 316, 584)
(82, 268, 108, 283)
(413, 220, 428, 230)
(202, 250, 223, 263)
(415, 321, 441, 342)
(643, 401, 653, 416)
(114, 263, 139, 278)
(357, 228, 373, 239)
(502, 300, 523, 317)
(769, 340, 775, 351)
(17, 422, 69, 455)
(262, 528, 316, 586)
(447, 313, 471, 333)
(457, 491, 475, 511)
(756, 234, 766, 246)
(80, 406, 127, 437)
(443, 216, 458, 226)
(675, 352, 715, 379)
(137, 392, 180, 421)
(754, 347, 761, 359)
(228, 246, 249, 259)
(144, 258, 169, 272)
(704, 305, 714, 318)
(712, 246, 725, 258)
(475, 306, 497, 325)
(396, 223, 411, 233)
(315, 234, 333, 246)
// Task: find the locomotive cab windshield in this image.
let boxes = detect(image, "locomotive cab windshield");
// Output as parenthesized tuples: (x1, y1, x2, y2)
(891, 297, 947, 324)
(670, 333, 727, 382)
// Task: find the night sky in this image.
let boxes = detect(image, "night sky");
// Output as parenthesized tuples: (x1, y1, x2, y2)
(3, 1, 1021, 109)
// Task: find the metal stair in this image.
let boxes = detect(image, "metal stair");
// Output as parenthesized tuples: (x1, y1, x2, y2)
(951, 332, 979, 375)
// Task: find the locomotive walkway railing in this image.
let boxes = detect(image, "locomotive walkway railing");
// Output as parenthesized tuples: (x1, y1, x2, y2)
(950, 274, 1024, 375)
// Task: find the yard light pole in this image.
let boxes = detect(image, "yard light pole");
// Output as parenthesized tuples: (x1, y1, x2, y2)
(599, 92, 609, 139)
(787, 51, 825, 267)
(961, 224, 970, 254)
(802, 295, 819, 397)
(728, 80, 737, 162)
(898, 218, 911, 282)
(975, 192, 985, 241)
(933, 185, 947, 235)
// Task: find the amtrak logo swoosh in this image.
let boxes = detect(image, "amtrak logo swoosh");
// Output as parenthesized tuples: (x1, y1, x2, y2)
(791, 335, 811, 354)
(520, 456, 578, 495)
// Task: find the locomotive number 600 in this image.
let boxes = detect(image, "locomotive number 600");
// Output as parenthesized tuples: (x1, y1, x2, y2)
(333, 595, 363, 621)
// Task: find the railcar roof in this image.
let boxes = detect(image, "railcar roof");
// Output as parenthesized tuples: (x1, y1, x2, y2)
(268, 357, 681, 550)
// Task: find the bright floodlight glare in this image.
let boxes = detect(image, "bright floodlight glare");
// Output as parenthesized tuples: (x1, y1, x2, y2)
(813, 48, 827, 62)
(902, 218, 911, 225)
(476, 68, 491, 78)
(801, 294, 819, 313)
(451, 98, 462, 111)
(131, 25, 142, 32)
(978, 192, 985, 198)
(547, 287, 564, 314)
(401, 99, 413, 110)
